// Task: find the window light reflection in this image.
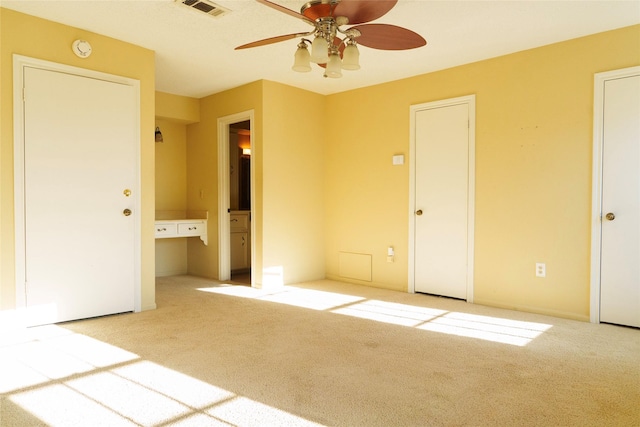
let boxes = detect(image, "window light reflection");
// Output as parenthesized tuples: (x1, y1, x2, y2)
(208, 396, 324, 426)
(420, 311, 552, 346)
(68, 371, 192, 426)
(4, 325, 324, 426)
(113, 361, 234, 408)
(10, 383, 139, 426)
(198, 285, 552, 347)
(333, 300, 447, 327)
(199, 285, 365, 311)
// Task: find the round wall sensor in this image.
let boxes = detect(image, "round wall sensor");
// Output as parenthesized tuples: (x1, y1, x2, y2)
(72, 40, 92, 58)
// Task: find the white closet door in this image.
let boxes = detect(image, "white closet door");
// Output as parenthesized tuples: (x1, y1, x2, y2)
(599, 74, 640, 328)
(23, 66, 138, 325)
(413, 102, 470, 299)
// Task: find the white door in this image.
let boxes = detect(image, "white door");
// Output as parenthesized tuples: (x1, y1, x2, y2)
(599, 73, 640, 328)
(21, 66, 138, 325)
(412, 97, 474, 300)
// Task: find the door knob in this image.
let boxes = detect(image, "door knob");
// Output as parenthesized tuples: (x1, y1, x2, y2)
(416, 209, 423, 216)
(123, 208, 132, 216)
(605, 212, 615, 221)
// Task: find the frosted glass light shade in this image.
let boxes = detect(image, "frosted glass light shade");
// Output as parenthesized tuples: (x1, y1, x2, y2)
(310, 36, 329, 63)
(342, 44, 360, 70)
(325, 52, 342, 78)
(292, 45, 312, 72)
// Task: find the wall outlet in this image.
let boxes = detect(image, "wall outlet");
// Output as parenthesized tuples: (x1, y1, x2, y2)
(536, 263, 546, 278)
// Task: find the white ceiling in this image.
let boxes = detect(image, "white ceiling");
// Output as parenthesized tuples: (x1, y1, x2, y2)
(2, 0, 639, 97)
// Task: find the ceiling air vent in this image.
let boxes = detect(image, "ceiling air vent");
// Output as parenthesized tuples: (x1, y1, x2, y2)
(176, 0, 230, 18)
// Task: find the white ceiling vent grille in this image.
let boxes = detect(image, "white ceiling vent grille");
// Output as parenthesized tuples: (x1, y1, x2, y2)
(176, 0, 230, 18)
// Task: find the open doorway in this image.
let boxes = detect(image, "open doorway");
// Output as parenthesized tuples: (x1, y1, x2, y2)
(229, 121, 251, 285)
(217, 111, 255, 285)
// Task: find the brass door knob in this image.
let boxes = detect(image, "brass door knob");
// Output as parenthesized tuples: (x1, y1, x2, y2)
(605, 212, 615, 221)
(123, 208, 132, 216)
(416, 209, 423, 216)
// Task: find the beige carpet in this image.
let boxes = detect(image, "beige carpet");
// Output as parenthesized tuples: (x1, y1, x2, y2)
(1, 275, 639, 426)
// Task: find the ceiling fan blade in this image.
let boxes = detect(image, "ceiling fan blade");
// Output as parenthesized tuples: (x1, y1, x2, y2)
(352, 24, 426, 50)
(235, 32, 309, 50)
(256, 0, 316, 26)
(333, 0, 397, 25)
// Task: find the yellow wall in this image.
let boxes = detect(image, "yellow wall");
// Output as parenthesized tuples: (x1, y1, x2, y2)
(0, 8, 156, 311)
(154, 92, 200, 277)
(155, 118, 189, 276)
(262, 81, 325, 285)
(155, 119, 189, 212)
(156, 91, 200, 124)
(185, 81, 326, 286)
(324, 25, 640, 320)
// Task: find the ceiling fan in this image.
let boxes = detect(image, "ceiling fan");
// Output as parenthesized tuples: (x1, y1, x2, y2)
(235, 0, 426, 78)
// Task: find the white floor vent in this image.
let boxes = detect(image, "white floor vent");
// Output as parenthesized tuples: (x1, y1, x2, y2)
(176, 0, 230, 18)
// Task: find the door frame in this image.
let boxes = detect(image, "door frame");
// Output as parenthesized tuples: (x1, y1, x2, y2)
(590, 66, 640, 323)
(13, 55, 142, 312)
(408, 95, 476, 301)
(217, 110, 255, 283)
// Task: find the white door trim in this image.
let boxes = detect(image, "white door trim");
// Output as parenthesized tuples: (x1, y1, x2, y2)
(217, 111, 255, 284)
(590, 66, 640, 323)
(408, 95, 476, 302)
(13, 54, 142, 312)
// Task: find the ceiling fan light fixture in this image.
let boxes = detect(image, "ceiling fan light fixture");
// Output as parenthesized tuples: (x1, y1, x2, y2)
(310, 36, 329, 63)
(325, 51, 342, 78)
(236, 0, 426, 79)
(342, 43, 360, 70)
(292, 42, 312, 72)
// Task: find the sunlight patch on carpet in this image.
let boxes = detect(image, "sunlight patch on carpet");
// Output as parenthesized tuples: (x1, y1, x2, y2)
(333, 299, 447, 327)
(198, 285, 553, 347)
(333, 300, 552, 346)
(3, 325, 326, 426)
(199, 285, 365, 310)
(416, 312, 552, 346)
(0, 325, 138, 393)
(207, 396, 325, 426)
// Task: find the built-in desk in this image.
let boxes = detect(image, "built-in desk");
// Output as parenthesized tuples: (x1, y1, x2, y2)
(155, 211, 208, 245)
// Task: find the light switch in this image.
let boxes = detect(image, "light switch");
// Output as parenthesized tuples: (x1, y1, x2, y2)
(392, 154, 404, 165)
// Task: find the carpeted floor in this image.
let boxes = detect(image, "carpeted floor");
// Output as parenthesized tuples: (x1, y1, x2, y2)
(1, 275, 639, 426)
